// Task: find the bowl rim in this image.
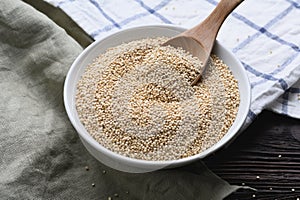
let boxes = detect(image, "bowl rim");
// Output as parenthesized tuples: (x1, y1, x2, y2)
(64, 24, 251, 167)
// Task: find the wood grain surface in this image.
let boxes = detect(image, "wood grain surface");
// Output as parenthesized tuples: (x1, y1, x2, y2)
(205, 110, 300, 200)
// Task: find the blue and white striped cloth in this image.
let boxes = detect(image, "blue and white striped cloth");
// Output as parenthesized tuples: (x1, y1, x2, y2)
(46, 0, 300, 124)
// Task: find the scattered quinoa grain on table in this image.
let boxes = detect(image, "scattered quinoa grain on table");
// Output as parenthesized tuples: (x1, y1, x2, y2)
(76, 37, 240, 161)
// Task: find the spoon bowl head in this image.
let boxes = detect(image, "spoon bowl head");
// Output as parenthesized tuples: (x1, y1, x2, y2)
(163, 35, 209, 64)
(163, 35, 210, 84)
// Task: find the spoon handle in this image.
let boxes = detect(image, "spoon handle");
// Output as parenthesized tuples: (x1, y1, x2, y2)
(182, 0, 243, 53)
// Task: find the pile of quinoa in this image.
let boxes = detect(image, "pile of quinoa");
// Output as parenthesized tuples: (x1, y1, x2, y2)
(76, 37, 240, 161)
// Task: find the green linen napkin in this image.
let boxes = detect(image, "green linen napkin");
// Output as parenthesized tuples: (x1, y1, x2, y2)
(0, 0, 240, 199)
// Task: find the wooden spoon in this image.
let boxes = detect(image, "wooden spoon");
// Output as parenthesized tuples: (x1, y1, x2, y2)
(163, 0, 243, 85)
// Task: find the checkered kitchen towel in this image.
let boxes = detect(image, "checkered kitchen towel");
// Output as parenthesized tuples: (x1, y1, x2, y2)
(45, 0, 300, 124)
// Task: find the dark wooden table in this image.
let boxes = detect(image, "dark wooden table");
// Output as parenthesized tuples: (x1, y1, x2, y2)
(205, 110, 300, 200)
(24, 1, 300, 199)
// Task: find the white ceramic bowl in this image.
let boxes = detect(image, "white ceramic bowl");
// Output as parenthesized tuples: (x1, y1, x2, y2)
(64, 25, 251, 173)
